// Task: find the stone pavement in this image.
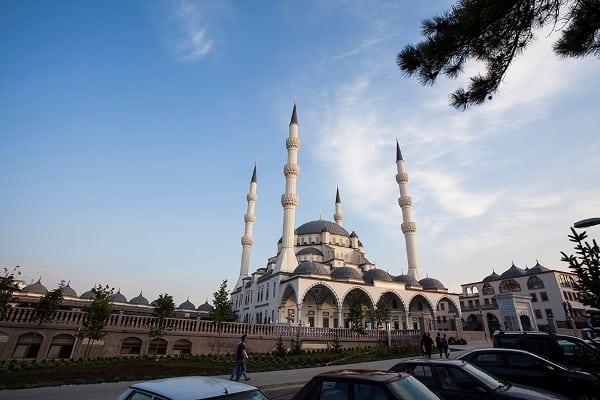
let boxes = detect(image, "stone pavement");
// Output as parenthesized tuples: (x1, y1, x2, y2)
(0, 342, 489, 400)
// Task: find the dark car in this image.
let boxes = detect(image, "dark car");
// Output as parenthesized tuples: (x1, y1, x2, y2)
(389, 359, 567, 400)
(290, 369, 441, 400)
(493, 332, 600, 374)
(458, 348, 600, 400)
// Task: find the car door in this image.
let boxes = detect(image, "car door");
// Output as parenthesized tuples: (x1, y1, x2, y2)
(469, 351, 513, 383)
(398, 364, 439, 395)
(434, 366, 487, 400)
(502, 351, 557, 391)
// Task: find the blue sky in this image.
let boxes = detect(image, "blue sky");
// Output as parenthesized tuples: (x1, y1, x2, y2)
(1, 0, 599, 305)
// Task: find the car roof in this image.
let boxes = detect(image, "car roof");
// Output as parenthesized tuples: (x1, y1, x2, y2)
(494, 332, 578, 340)
(316, 369, 409, 383)
(397, 359, 467, 366)
(131, 376, 257, 400)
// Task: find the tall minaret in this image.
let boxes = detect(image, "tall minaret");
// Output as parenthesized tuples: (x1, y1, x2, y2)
(395, 140, 420, 280)
(334, 187, 343, 226)
(237, 165, 257, 287)
(275, 104, 300, 272)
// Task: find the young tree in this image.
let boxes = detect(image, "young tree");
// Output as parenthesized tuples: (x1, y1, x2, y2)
(348, 293, 365, 334)
(78, 285, 113, 359)
(210, 280, 234, 355)
(561, 228, 600, 309)
(35, 281, 65, 325)
(374, 297, 392, 329)
(150, 293, 175, 356)
(398, 0, 600, 110)
(0, 266, 20, 320)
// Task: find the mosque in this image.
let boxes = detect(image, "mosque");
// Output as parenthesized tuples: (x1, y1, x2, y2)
(231, 105, 461, 331)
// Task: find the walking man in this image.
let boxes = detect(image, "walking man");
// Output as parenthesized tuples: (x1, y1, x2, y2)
(420, 333, 428, 357)
(424, 332, 433, 358)
(435, 333, 442, 358)
(442, 334, 450, 359)
(230, 334, 250, 381)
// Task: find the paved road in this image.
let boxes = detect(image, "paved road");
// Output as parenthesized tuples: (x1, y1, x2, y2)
(0, 344, 486, 400)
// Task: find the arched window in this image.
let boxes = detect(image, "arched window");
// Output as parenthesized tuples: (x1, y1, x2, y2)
(482, 283, 495, 295)
(120, 337, 142, 355)
(173, 339, 192, 355)
(499, 279, 521, 293)
(148, 338, 167, 355)
(12, 333, 43, 359)
(47, 334, 75, 359)
(527, 275, 545, 290)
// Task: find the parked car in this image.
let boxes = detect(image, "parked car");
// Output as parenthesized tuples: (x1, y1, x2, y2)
(116, 376, 269, 400)
(290, 369, 441, 400)
(581, 328, 600, 349)
(493, 331, 600, 374)
(458, 348, 600, 400)
(389, 359, 567, 400)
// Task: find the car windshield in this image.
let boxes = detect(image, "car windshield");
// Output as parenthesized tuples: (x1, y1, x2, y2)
(388, 376, 441, 400)
(462, 363, 504, 390)
(211, 390, 269, 400)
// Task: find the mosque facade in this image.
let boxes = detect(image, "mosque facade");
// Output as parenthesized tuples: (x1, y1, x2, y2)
(231, 105, 461, 332)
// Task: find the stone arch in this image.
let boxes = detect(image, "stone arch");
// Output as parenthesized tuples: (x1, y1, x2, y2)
(120, 336, 143, 355)
(486, 313, 501, 332)
(301, 282, 340, 306)
(12, 332, 44, 359)
(436, 296, 460, 314)
(173, 339, 192, 355)
(376, 291, 408, 314)
(148, 337, 168, 355)
(341, 286, 375, 309)
(280, 284, 297, 307)
(408, 294, 435, 315)
(47, 333, 75, 359)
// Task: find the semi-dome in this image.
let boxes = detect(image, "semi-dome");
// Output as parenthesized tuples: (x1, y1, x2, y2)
(197, 301, 214, 312)
(80, 289, 95, 300)
(178, 298, 196, 311)
(331, 266, 363, 280)
(483, 271, 501, 282)
(363, 269, 392, 283)
(500, 263, 526, 279)
(393, 274, 421, 287)
(296, 247, 323, 256)
(293, 261, 330, 276)
(529, 261, 549, 274)
(22, 279, 48, 294)
(129, 291, 149, 306)
(110, 290, 127, 303)
(296, 220, 350, 237)
(62, 282, 77, 297)
(419, 277, 447, 291)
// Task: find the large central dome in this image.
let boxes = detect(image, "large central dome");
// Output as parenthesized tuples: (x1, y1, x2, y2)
(296, 220, 350, 237)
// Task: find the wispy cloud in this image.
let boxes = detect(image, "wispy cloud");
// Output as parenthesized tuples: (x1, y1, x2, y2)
(169, 0, 213, 62)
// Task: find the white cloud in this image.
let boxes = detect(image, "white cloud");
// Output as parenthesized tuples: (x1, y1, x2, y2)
(169, 0, 213, 62)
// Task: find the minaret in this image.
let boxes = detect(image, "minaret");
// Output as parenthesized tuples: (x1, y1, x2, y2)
(395, 140, 420, 280)
(237, 165, 257, 287)
(334, 187, 343, 226)
(275, 104, 300, 272)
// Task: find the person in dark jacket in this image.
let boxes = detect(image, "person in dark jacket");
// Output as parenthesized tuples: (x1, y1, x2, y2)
(424, 332, 434, 358)
(435, 333, 442, 358)
(441, 334, 450, 358)
(229, 334, 250, 381)
(420, 333, 428, 357)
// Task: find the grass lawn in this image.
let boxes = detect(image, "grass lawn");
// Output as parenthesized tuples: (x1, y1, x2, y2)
(0, 344, 420, 389)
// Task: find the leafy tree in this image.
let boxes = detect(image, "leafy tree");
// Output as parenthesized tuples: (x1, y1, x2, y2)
(561, 227, 600, 309)
(150, 293, 175, 356)
(35, 281, 65, 325)
(78, 285, 113, 359)
(374, 297, 392, 329)
(210, 280, 234, 355)
(398, 0, 600, 110)
(0, 266, 20, 320)
(348, 293, 365, 334)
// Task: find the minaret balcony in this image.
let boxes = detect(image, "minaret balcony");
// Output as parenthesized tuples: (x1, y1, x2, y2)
(281, 193, 299, 208)
(398, 196, 412, 207)
(244, 214, 255, 223)
(283, 163, 300, 177)
(286, 137, 301, 150)
(241, 236, 254, 245)
(401, 222, 417, 234)
(395, 172, 409, 183)
(246, 193, 257, 202)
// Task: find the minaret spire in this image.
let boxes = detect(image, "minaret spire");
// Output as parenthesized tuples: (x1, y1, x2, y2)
(395, 141, 420, 280)
(275, 104, 301, 272)
(237, 165, 258, 287)
(334, 186, 343, 226)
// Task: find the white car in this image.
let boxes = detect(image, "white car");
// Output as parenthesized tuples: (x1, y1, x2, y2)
(116, 376, 269, 400)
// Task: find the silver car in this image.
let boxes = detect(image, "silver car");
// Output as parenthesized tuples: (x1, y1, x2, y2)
(116, 376, 269, 400)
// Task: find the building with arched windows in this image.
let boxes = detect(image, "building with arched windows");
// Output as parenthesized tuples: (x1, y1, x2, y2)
(460, 261, 594, 333)
(231, 105, 461, 332)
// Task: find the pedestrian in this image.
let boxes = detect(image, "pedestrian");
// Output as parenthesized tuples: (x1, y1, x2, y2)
(230, 334, 250, 381)
(442, 334, 450, 359)
(435, 333, 442, 358)
(420, 333, 427, 357)
(424, 332, 433, 358)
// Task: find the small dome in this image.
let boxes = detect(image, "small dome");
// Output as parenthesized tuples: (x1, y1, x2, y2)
(22, 279, 48, 294)
(62, 282, 77, 297)
(529, 261, 549, 274)
(393, 274, 421, 287)
(296, 220, 350, 237)
(293, 261, 330, 276)
(80, 289, 95, 300)
(129, 291, 149, 306)
(419, 277, 447, 291)
(296, 247, 323, 256)
(363, 269, 392, 283)
(331, 266, 363, 280)
(483, 271, 501, 282)
(197, 301, 213, 312)
(500, 263, 526, 279)
(110, 290, 127, 303)
(178, 298, 196, 311)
